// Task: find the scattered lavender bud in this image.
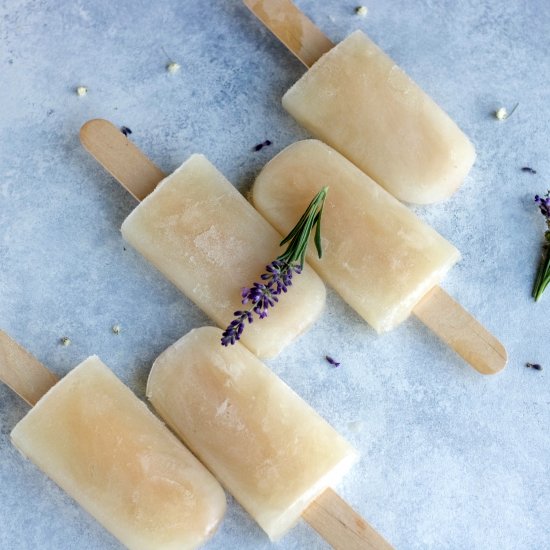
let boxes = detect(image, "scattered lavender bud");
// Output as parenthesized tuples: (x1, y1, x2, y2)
(521, 167, 537, 174)
(120, 126, 132, 136)
(76, 86, 88, 97)
(325, 355, 341, 367)
(526, 362, 543, 371)
(535, 193, 550, 219)
(253, 140, 273, 152)
(355, 6, 368, 16)
(60, 336, 71, 347)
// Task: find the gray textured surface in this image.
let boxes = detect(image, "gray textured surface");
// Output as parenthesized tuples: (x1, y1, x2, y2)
(1, 0, 549, 548)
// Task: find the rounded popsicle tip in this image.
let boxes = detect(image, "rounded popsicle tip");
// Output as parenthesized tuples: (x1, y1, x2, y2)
(395, 139, 477, 205)
(472, 338, 508, 375)
(189, 487, 227, 549)
(79, 118, 116, 142)
(413, 287, 508, 375)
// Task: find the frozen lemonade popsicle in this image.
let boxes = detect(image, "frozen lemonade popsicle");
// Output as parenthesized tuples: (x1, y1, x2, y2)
(120, 153, 325, 359)
(9, 352, 226, 550)
(253, 140, 460, 333)
(147, 327, 359, 541)
(245, 0, 476, 204)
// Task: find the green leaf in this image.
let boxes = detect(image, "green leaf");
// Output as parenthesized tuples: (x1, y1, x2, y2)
(277, 186, 328, 267)
(314, 212, 323, 259)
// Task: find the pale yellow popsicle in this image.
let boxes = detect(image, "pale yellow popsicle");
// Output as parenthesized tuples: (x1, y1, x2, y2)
(11, 356, 226, 550)
(147, 327, 358, 541)
(121, 154, 326, 359)
(282, 30, 476, 204)
(252, 140, 460, 333)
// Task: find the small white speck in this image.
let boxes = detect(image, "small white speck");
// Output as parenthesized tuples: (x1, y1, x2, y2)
(495, 107, 507, 120)
(112, 324, 121, 335)
(76, 86, 88, 97)
(167, 62, 181, 74)
(60, 336, 71, 347)
(355, 6, 368, 16)
(495, 103, 518, 121)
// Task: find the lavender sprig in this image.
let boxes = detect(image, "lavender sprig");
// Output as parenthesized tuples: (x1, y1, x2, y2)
(221, 187, 328, 346)
(532, 191, 550, 301)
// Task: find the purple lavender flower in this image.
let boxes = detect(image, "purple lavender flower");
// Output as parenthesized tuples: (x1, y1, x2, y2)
(532, 191, 550, 301)
(526, 362, 543, 371)
(535, 194, 550, 221)
(221, 187, 328, 346)
(253, 140, 272, 152)
(325, 355, 341, 367)
(220, 260, 299, 346)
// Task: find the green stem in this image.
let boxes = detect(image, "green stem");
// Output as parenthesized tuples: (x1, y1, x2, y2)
(278, 186, 328, 267)
(533, 243, 550, 301)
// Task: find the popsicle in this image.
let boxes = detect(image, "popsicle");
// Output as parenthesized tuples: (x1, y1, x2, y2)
(147, 326, 393, 549)
(244, 0, 476, 204)
(0, 330, 226, 550)
(252, 140, 507, 374)
(80, 119, 325, 359)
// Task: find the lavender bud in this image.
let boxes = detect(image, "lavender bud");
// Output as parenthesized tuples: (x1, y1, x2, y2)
(526, 362, 543, 371)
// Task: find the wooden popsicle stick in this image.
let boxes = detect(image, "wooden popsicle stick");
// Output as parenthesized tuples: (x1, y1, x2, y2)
(0, 330, 58, 406)
(413, 287, 507, 375)
(244, 0, 333, 68)
(304, 488, 393, 550)
(80, 119, 166, 201)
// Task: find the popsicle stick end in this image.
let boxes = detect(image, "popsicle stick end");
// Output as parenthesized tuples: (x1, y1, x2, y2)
(80, 118, 165, 202)
(413, 286, 508, 375)
(0, 330, 58, 406)
(303, 488, 394, 550)
(244, 0, 334, 68)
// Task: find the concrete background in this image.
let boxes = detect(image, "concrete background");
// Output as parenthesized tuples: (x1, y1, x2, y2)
(1, 0, 549, 548)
